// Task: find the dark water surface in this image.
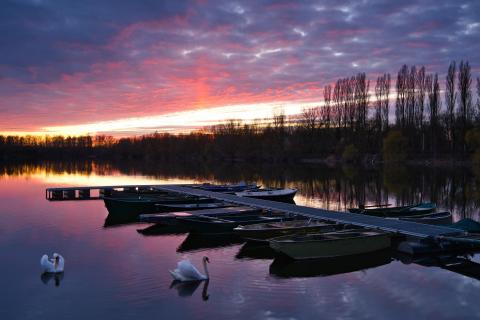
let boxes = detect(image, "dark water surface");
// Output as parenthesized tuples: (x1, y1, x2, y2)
(1, 162, 480, 320)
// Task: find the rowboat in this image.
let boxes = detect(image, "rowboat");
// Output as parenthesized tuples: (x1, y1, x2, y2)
(139, 206, 262, 225)
(194, 182, 260, 193)
(235, 188, 297, 202)
(176, 213, 295, 233)
(395, 211, 452, 225)
(103, 195, 217, 215)
(155, 201, 233, 211)
(348, 202, 436, 217)
(269, 229, 392, 260)
(233, 219, 338, 242)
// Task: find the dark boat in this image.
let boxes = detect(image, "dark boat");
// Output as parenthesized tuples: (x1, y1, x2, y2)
(235, 188, 297, 202)
(233, 219, 339, 242)
(194, 182, 260, 193)
(176, 212, 295, 233)
(348, 202, 436, 217)
(155, 201, 233, 211)
(103, 195, 217, 216)
(139, 206, 262, 225)
(395, 211, 452, 225)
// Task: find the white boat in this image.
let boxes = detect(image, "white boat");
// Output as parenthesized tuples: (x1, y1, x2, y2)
(235, 188, 297, 202)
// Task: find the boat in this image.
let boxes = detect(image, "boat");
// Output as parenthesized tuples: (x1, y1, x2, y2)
(103, 195, 217, 216)
(176, 212, 296, 233)
(269, 229, 392, 260)
(235, 188, 297, 202)
(139, 206, 262, 225)
(347, 202, 436, 217)
(194, 182, 260, 193)
(155, 201, 233, 211)
(233, 219, 338, 242)
(395, 211, 452, 225)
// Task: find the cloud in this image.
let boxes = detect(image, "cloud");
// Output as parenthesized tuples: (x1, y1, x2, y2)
(0, 0, 479, 134)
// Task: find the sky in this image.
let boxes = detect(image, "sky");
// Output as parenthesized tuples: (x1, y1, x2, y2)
(0, 0, 479, 136)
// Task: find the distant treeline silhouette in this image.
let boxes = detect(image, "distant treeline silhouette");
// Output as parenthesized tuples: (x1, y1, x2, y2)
(1, 60, 480, 164)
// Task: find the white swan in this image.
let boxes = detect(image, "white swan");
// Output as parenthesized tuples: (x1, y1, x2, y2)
(170, 257, 209, 281)
(40, 253, 65, 273)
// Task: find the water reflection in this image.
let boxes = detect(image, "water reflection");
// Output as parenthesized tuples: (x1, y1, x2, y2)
(40, 272, 64, 287)
(137, 223, 189, 236)
(177, 233, 244, 253)
(235, 242, 277, 260)
(395, 253, 480, 281)
(103, 213, 139, 228)
(269, 250, 393, 278)
(2, 161, 480, 319)
(169, 280, 210, 301)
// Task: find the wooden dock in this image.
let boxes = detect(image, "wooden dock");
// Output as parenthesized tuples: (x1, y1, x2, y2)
(45, 184, 192, 201)
(154, 185, 465, 239)
(46, 183, 465, 240)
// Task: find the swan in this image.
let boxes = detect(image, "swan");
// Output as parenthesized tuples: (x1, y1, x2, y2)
(40, 253, 64, 273)
(170, 257, 209, 281)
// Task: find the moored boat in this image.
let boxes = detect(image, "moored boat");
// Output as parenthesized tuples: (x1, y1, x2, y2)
(235, 188, 297, 202)
(176, 212, 295, 233)
(139, 206, 262, 225)
(395, 211, 452, 225)
(348, 202, 436, 217)
(233, 219, 338, 242)
(195, 182, 260, 193)
(103, 195, 217, 216)
(269, 229, 392, 260)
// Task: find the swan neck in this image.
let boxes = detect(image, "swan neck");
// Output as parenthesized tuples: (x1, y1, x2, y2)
(203, 260, 209, 279)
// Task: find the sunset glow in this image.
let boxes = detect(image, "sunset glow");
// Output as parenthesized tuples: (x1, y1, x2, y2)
(1, 1, 479, 136)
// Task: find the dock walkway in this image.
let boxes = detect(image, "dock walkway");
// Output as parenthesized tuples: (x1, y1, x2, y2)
(156, 185, 464, 239)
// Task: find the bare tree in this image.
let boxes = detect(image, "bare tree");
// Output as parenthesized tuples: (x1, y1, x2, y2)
(395, 65, 408, 128)
(322, 84, 332, 128)
(375, 73, 391, 132)
(445, 61, 456, 151)
(415, 66, 426, 129)
(458, 60, 473, 152)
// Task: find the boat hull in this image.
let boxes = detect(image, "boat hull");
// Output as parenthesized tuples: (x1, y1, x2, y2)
(233, 221, 337, 242)
(269, 231, 391, 260)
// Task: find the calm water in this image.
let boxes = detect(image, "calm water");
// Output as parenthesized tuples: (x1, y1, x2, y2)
(1, 162, 480, 320)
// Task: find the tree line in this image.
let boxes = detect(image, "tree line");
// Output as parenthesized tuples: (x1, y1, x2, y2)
(1, 60, 480, 164)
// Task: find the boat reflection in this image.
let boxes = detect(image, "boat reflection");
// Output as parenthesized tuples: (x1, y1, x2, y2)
(103, 213, 139, 228)
(269, 250, 393, 278)
(177, 233, 244, 253)
(235, 242, 277, 260)
(395, 252, 480, 281)
(40, 272, 64, 287)
(136, 223, 189, 236)
(169, 279, 210, 301)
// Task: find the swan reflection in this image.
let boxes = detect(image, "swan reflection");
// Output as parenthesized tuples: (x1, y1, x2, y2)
(170, 279, 210, 301)
(40, 272, 64, 287)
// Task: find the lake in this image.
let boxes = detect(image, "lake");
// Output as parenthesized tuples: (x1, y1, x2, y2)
(1, 161, 480, 320)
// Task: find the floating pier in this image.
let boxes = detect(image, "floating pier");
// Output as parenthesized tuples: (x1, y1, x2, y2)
(45, 184, 191, 201)
(46, 183, 471, 243)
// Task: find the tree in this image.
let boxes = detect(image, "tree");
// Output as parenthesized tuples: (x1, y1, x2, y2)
(458, 60, 473, 153)
(445, 61, 456, 151)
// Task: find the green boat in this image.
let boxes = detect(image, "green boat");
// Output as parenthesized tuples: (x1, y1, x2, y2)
(348, 202, 436, 217)
(269, 229, 392, 260)
(233, 219, 338, 242)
